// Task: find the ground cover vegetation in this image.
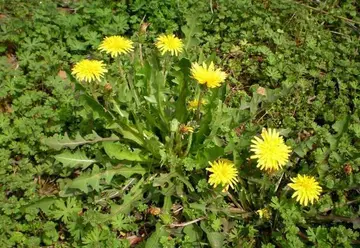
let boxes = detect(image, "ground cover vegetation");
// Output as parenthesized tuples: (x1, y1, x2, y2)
(0, 0, 360, 247)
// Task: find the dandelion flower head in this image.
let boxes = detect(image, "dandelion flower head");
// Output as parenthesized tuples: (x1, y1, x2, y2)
(191, 62, 227, 88)
(179, 124, 194, 134)
(257, 208, 271, 219)
(155, 34, 183, 56)
(72, 59, 107, 83)
(188, 99, 207, 111)
(98, 36, 134, 57)
(250, 128, 291, 171)
(288, 174, 322, 206)
(206, 159, 238, 191)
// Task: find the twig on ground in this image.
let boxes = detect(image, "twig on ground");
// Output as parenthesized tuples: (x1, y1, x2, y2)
(169, 216, 206, 228)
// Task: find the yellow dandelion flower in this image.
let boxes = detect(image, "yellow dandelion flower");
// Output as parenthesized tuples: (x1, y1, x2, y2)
(98, 36, 134, 57)
(188, 99, 207, 111)
(72, 59, 107, 82)
(250, 128, 291, 171)
(155, 34, 183, 56)
(257, 208, 271, 219)
(191, 62, 227, 88)
(288, 174, 322, 206)
(206, 159, 238, 191)
(179, 124, 194, 134)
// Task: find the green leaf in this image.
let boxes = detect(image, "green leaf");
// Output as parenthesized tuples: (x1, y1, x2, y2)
(153, 173, 177, 196)
(61, 165, 145, 194)
(208, 101, 232, 138)
(103, 141, 147, 161)
(66, 70, 114, 121)
(163, 196, 172, 213)
(82, 227, 108, 245)
(145, 223, 168, 248)
(143, 109, 167, 133)
(270, 196, 281, 210)
(21, 197, 56, 214)
(111, 178, 144, 215)
(176, 174, 195, 192)
(111, 214, 137, 232)
(206, 232, 225, 248)
(55, 150, 96, 169)
(193, 88, 225, 146)
(69, 165, 103, 193)
(174, 58, 191, 122)
(250, 93, 262, 115)
(204, 145, 225, 162)
(293, 145, 306, 158)
(72, 80, 114, 122)
(42, 133, 85, 151)
(82, 93, 114, 121)
(325, 177, 334, 189)
(107, 123, 145, 146)
(153, 172, 177, 187)
(183, 225, 203, 243)
(182, 16, 202, 50)
(326, 115, 350, 152)
(239, 98, 250, 110)
(0, 44, 6, 53)
(153, 70, 169, 131)
(189, 203, 206, 214)
(193, 107, 212, 147)
(51, 198, 82, 223)
(332, 115, 350, 135)
(42, 132, 119, 151)
(114, 164, 146, 178)
(144, 95, 157, 104)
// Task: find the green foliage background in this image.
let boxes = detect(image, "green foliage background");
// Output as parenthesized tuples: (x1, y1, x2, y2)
(0, 0, 359, 247)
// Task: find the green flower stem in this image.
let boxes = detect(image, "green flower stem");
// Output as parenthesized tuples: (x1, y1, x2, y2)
(162, 53, 171, 75)
(157, 73, 168, 126)
(139, 43, 144, 65)
(156, 55, 171, 128)
(118, 59, 140, 107)
(174, 132, 182, 155)
(90, 84, 97, 99)
(196, 89, 205, 121)
(182, 132, 193, 157)
(116, 59, 143, 133)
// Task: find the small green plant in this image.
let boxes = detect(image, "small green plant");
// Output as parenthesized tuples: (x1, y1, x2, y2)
(42, 20, 253, 246)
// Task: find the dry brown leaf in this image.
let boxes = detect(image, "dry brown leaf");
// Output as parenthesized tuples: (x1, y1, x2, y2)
(0, 101, 13, 113)
(58, 70, 67, 80)
(256, 86, 266, 96)
(140, 22, 150, 33)
(127, 235, 143, 246)
(6, 54, 19, 70)
(104, 83, 112, 91)
(148, 206, 161, 215)
(57, 7, 74, 14)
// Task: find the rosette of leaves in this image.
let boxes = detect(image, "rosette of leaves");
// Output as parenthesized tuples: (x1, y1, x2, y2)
(39, 18, 256, 247)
